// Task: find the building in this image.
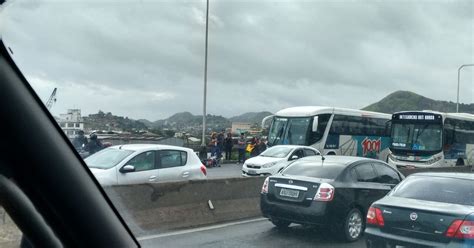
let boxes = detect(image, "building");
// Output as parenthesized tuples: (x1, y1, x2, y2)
(58, 109, 84, 138)
(231, 122, 252, 134)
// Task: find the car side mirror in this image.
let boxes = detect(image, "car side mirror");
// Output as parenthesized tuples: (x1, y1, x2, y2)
(120, 165, 135, 173)
(290, 155, 299, 161)
(312, 116, 319, 132)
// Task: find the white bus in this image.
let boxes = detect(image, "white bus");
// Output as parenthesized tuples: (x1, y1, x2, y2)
(388, 111, 474, 168)
(264, 106, 392, 160)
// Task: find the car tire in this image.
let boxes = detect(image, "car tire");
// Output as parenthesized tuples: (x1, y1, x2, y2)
(271, 219, 290, 229)
(342, 208, 364, 242)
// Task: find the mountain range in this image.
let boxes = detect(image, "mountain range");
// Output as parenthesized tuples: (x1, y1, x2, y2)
(363, 90, 474, 114)
(83, 91, 473, 133)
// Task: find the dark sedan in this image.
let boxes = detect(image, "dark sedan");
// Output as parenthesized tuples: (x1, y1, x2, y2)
(260, 156, 404, 242)
(365, 173, 474, 248)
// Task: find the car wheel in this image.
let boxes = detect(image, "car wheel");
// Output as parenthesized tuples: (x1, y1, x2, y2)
(271, 219, 290, 229)
(343, 208, 364, 242)
(456, 158, 464, 166)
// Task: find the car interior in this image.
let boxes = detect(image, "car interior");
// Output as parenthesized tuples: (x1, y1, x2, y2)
(0, 38, 139, 247)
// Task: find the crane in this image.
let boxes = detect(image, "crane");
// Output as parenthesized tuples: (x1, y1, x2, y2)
(46, 88, 57, 110)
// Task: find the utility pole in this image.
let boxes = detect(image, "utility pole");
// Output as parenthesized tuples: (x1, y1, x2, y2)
(200, 0, 210, 160)
(457, 64, 474, 113)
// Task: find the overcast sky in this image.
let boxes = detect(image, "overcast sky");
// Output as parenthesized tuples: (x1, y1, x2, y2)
(1, 0, 473, 120)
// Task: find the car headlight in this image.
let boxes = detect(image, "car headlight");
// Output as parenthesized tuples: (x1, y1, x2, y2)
(262, 161, 279, 168)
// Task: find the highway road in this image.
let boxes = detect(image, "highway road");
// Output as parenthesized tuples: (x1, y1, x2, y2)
(138, 218, 366, 248)
(206, 162, 244, 179)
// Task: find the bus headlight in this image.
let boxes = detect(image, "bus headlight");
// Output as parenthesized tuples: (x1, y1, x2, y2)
(262, 161, 279, 168)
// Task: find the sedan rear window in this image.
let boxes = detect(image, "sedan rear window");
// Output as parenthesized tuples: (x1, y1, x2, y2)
(282, 163, 344, 179)
(85, 148, 134, 169)
(391, 176, 474, 206)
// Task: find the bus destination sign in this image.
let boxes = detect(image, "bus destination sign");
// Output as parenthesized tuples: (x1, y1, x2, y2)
(394, 113, 442, 122)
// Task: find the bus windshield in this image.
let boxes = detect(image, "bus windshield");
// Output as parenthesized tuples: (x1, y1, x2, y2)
(268, 117, 311, 146)
(391, 123, 442, 152)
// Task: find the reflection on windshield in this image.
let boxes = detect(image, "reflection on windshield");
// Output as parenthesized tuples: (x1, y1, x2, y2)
(268, 117, 310, 146)
(391, 123, 442, 151)
(260, 146, 292, 158)
(85, 148, 134, 169)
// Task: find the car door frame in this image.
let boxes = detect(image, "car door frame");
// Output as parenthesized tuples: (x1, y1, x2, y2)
(350, 161, 392, 213)
(156, 149, 188, 182)
(117, 150, 159, 184)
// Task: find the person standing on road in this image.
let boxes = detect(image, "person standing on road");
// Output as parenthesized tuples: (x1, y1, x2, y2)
(85, 133, 103, 155)
(250, 137, 260, 158)
(209, 132, 218, 157)
(72, 130, 88, 151)
(217, 130, 225, 160)
(237, 133, 246, 164)
(257, 138, 267, 155)
(224, 132, 233, 161)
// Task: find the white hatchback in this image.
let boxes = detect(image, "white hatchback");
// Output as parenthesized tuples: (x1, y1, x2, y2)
(242, 145, 320, 177)
(85, 144, 207, 186)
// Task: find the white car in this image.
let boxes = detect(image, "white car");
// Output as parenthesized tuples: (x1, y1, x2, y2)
(242, 145, 320, 177)
(85, 144, 207, 185)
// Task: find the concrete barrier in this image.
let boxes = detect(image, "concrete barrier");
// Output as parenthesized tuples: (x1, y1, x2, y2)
(105, 165, 473, 235)
(105, 177, 266, 235)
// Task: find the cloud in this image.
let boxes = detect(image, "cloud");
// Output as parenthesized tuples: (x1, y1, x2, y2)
(1, 0, 473, 121)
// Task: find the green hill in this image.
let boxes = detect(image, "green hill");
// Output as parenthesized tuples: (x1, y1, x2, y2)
(229, 111, 273, 125)
(363, 91, 474, 114)
(84, 111, 148, 132)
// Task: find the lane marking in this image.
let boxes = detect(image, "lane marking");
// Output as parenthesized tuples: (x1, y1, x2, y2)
(137, 217, 267, 241)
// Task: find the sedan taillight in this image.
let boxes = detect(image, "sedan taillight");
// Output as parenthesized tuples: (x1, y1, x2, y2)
(313, 183, 334, 201)
(261, 177, 269, 194)
(446, 220, 474, 240)
(366, 206, 385, 227)
(200, 165, 207, 176)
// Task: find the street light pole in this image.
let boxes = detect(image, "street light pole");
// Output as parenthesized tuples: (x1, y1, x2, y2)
(457, 64, 474, 113)
(200, 0, 210, 158)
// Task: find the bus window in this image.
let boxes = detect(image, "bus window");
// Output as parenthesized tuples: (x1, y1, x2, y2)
(286, 118, 311, 145)
(309, 114, 331, 144)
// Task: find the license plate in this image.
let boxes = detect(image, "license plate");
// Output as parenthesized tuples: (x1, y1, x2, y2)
(280, 188, 299, 198)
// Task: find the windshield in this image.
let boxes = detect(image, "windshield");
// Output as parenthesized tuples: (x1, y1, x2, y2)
(85, 148, 134, 169)
(391, 176, 474, 206)
(283, 163, 344, 179)
(391, 123, 442, 152)
(268, 117, 311, 146)
(260, 146, 293, 158)
(3, 0, 474, 246)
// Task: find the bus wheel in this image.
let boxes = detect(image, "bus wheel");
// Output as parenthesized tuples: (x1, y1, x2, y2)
(327, 152, 336, 155)
(456, 158, 465, 166)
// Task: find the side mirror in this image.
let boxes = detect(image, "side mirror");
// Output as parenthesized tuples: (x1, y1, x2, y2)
(290, 155, 299, 161)
(120, 165, 135, 173)
(312, 116, 319, 132)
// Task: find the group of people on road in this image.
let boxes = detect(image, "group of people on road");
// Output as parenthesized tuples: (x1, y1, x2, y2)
(208, 130, 267, 166)
(72, 131, 104, 155)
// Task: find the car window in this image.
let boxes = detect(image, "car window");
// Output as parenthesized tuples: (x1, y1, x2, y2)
(159, 150, 186, 169)
(126, 151, 156, 172)
(373, 163, 400, 184)
(85, 148, 134, 169)
(291, 149, 304, 159)
(303, 149, 318, 156)
(391, 176, 474, 206)
(283, 163, 345, 179)
(354, 163, 378, 183)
